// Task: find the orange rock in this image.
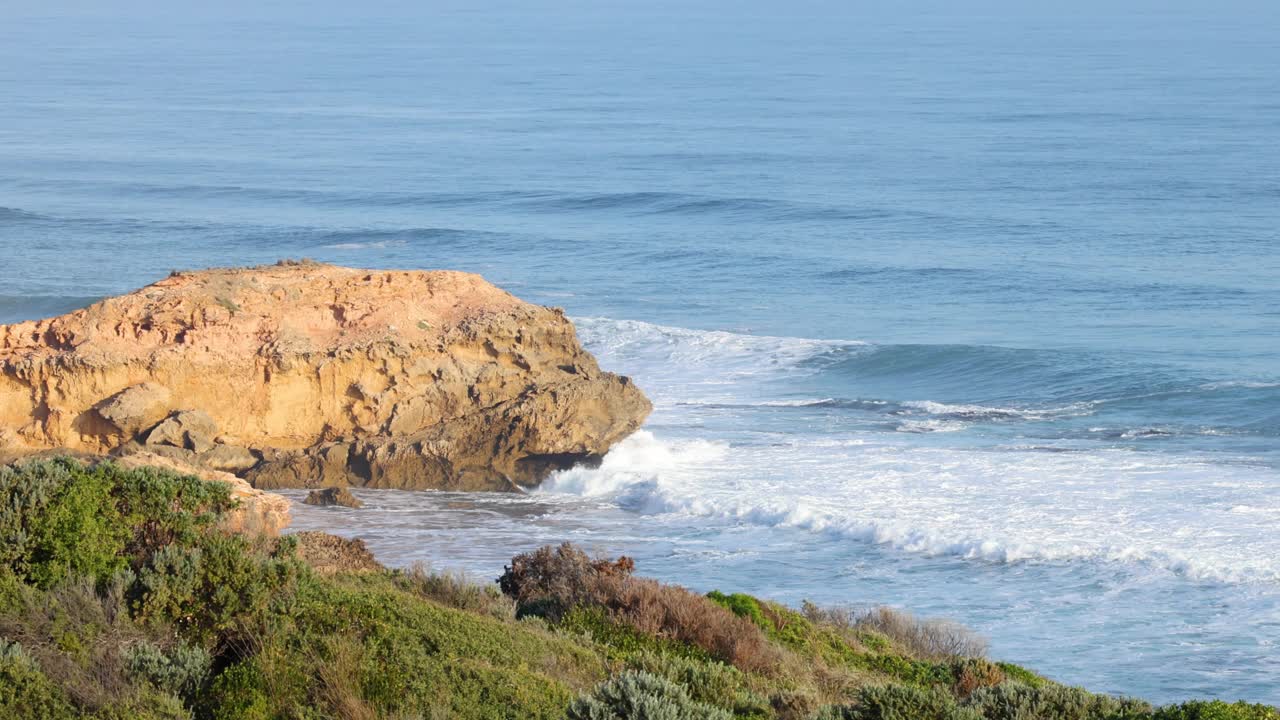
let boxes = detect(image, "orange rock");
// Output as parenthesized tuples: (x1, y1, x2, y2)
(0, 261, 651, 494)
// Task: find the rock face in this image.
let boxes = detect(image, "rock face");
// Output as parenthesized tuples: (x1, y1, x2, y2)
(284, 532, 383, 574)
(0, 262, 650, 492)
(303, 487, 364, 508)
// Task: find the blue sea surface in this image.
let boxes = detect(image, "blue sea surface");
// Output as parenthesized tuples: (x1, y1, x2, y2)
(2, 0, 1278, 704)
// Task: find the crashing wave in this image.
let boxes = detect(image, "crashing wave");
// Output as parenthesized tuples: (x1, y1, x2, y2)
(540, 431, 1280, 586)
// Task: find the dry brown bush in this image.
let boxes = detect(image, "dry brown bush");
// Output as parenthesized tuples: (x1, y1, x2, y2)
(398, 563, 516, 620)
(605, 573, 781, 674)
(954, 657, 1005, 697)
(499, 543, 780, 674)
(498, 542, 634, 619)
(854, 606, 988, 660)
(801, 600, 857, 631)
(313, 635, 378, 720)
(0, 575, 152, 711)
(769, 687, 821, 720)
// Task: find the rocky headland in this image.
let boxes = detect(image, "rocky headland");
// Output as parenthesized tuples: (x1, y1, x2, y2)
(0, 261, 651, 523)
(1, 265, 1274, 719)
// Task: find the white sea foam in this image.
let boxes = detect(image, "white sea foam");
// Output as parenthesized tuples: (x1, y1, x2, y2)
(540, 430, 1280, 585)
(896, 418, 968, 433)
(573, 317, 863, 403)
(901, 400, 1094, 421)
(556, 318, 1280, 586)
(1199, 380, 1280, 391)
(675, 397, 840, 408)
(757, 398, 840, 407)
(322, 239, 407, 250)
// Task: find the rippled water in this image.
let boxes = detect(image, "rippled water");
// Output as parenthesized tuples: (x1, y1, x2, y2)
(2, 0, 1278, 705)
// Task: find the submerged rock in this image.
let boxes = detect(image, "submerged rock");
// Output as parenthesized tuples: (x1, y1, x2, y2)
(0, 261, 650, 492)
(303, 486, 364, 508)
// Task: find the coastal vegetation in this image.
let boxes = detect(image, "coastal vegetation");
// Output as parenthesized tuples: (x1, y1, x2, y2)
(1, 458, 1276, 720)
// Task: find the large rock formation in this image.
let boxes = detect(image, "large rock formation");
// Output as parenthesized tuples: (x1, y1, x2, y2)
(0, 262, 651, 492)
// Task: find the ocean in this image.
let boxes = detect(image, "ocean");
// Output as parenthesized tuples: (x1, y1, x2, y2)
(1, 0, 1277, 704)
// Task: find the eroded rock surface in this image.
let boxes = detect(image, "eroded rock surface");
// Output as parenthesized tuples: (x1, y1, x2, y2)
(303, 486, 364, 508)
(0, 262, 650, 493)
(284, 532, 383, 574)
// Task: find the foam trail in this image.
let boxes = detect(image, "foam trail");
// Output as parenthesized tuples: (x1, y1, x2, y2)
(322, 240, 407, 250)
(901, 400, 1095, 421)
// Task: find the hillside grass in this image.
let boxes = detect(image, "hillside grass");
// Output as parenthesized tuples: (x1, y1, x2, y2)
(0, 458, 1275, 720)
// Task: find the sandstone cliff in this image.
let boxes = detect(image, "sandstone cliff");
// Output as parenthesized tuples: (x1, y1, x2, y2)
(0, 262, 651, 493)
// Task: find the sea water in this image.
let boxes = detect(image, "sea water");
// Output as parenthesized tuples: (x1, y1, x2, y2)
(1, 0, 1277, 704)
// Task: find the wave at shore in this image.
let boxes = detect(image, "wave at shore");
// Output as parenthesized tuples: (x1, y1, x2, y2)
(541, 425, 1280, 586)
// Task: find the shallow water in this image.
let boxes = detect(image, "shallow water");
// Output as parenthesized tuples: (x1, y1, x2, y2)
(2, 0, 1278, 704)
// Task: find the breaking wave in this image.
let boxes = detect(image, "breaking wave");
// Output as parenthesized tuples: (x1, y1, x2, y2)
(575, 317, 1280, 439)
(541, 432, 1280, 585)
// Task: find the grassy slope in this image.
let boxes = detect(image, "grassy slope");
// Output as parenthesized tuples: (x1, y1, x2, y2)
(0, 459, 1275, 720)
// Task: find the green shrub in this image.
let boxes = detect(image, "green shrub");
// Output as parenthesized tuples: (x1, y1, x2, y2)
(108, 462, 236, 560)
(626, 649, 770, 718)
(0, 458, 129, 588)
(560, 606, 711, 663)
(709, 591, 771, 630)
(996, 662, 1051, 689)
(239, 571, 600, 719)
(1152, 701, 1280, 720)
(133, 533, 303, 647)
(813, 685, 981, 720)
(0, 570, 194, 717)
(125, 640, 212, 702)
(89, 689, 191, 720)
(966, 682, 1152, 720)
(0, 461, 607, 719)
(849, 651, 956, 688)
(0, 458, 238, 591)
(756, 600, 818, 651)
(713, 592, 824, 654)
(0, 640, 76, 719)
(200, 659, 272, 720)
(567, 670, 733, 720)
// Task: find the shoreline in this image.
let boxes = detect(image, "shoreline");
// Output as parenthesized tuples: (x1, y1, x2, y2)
(3, 456, 1278, 720)
(2, 267, 1276, 715)
(276, 484, 1280, 710)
